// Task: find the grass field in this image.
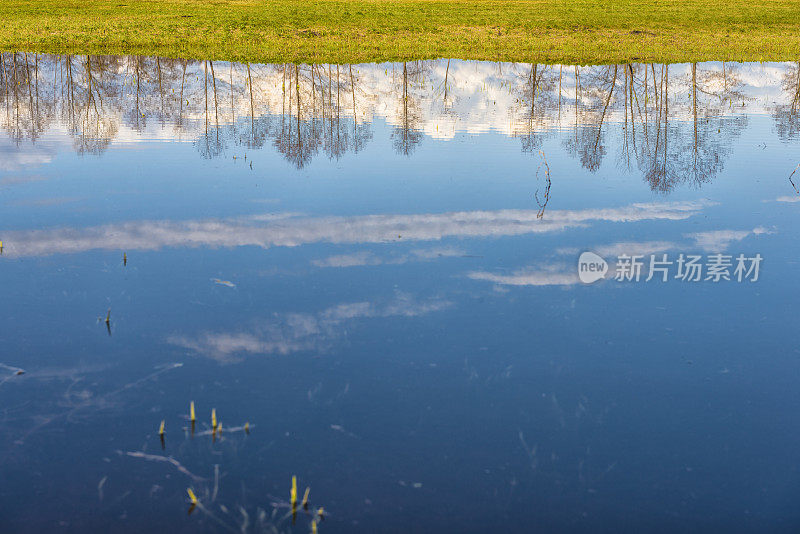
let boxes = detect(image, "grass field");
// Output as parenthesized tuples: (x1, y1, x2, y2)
(1, 0, 799, 64)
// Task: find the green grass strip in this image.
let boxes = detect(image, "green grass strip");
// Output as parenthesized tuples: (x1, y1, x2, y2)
(1, 0, 799, 64)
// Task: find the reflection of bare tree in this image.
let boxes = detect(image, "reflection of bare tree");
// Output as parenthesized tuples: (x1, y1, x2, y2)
(560, 66, 582, 167)
(535, 151, 551, 218)
(512, 64, 556, 153)
(0, 52, 53, 144)
(322, 64, 343, 160)
(181, 62, 376, 169)
(619, 64, 646, 169)
(319, 64, 373, 159)
(346, 64, 373, 154)
(553, 62, 750, 190)
(321, 64, 348, 160)
(123, 55, 145, 131)
(70, 55, 120, 154)
(233, 63, 375, 169)
(271, 64, 318, 167)
(0, 55, 372, 164)
(195, 61, 226, 158)
(634, 63, 747, 192)
(562, 66, 618, 172)
(789, 163, 800, 194)
(639, 65, 674, 191)
(238, 63, 267, 150)
(391, 62, 424, 156)
(696, 61, 746, 102)
(436, 59, 454, 110)
(773, 62, 800, 141)
(584, 65, 617, 172)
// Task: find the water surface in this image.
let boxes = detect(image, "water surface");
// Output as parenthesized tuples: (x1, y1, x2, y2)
(1, 54, 800, 533)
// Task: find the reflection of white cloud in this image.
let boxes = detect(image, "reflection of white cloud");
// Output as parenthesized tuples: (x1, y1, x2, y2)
(0, 151, 54, 172)
(1, 201, 706, 258)
(593, 241, 677, 258)
(9, 196, 81, 208)
(468, 267, 579, 287)
(169, 294, 450, 363)
(410, 247, 466, 260)
(0, 174, 49, 187)
(469, 227, 777, 289)
(0, 139, 55, 172)
(686, 227, 772, 252)
(312, 246, 464, 268)
(245, 212, 305, 222)
(774, 196, 800, 203)
(312, 251, 384, 268)
(557, 240, 677, 259)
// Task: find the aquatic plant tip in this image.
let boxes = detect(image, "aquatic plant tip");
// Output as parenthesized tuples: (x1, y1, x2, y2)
(291, 476, 298, 506)
(187, 488, 198, 504)
(211, 408, 217, 429)
(190, 401, 196, 422)
(244, 421, 250, 434)
(302, 487, 310, 509)
(158, 420, 165, 436)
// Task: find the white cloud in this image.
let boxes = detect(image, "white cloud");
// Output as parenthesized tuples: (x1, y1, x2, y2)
(409, 247, 464, 260)
(311, 246, 465, 268)
(557, 240, 677, 259)
(169, 293, 451, 363)
(686, 227, 773, 252)
(0, 174, 50, 187)
(0, 139, 56, 172)
(468, 265, 579, 287)
(593, 240, 678, 259)
(0, 201, 707, 258)
(312, 251, 385, 268)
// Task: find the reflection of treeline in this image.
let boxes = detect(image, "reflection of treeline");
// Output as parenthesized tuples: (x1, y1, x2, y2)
(553, 63, 751, 190)
(197, 62, 374, 166)
(2, 54, 798, 189)
(0, 54, 376, 166)
(0, 53, 118, 153)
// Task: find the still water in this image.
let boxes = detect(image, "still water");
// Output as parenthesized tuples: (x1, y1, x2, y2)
(1, 54, 799, 532)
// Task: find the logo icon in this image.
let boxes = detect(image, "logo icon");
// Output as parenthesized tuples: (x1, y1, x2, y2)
(578, 251, 608, 284)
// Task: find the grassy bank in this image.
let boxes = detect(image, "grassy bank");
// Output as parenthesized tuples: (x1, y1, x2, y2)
(1, 0, 799, 64)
